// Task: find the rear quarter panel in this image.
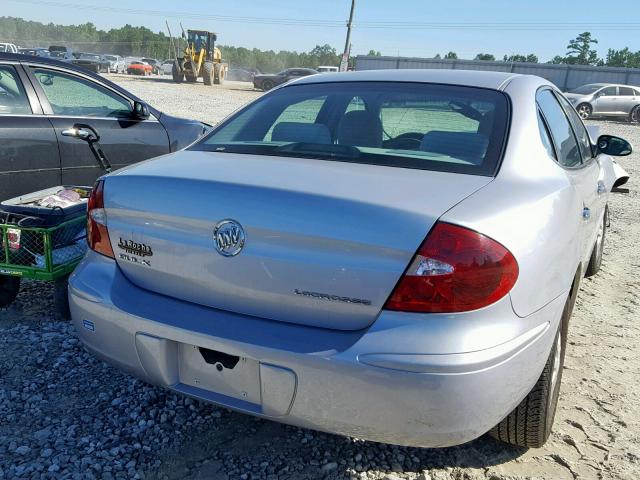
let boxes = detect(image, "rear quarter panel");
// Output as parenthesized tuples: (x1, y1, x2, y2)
(441, 76, 583, 317)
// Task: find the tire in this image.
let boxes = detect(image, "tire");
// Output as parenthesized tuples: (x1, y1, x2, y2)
(489, 279, 576, 448)
(203, 62, 214, 86)
(172, 60, 184, 83)
(630, 105, 640, 123)
(53, 274, 70, 320)
(261, 79, 274, 91)
(0, 275, 21, 308)
(214, 64, 225, 85)
(185, 74, 197, 83)
(585, 205, 608, 277)
(576, 103, 592, 120)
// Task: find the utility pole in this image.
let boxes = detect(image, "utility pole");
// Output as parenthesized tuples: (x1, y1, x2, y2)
(341, 0, 355, 71)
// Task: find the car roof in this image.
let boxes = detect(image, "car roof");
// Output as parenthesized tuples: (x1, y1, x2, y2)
(0, 52, 157, 115)
(293, 68, 521, 90)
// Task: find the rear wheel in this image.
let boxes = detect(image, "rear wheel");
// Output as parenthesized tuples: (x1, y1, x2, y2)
(203, 61, 214, 86)
(630, 105, 640, 123)
(53, 274, 70, 320)
(489, 278, 576, 448)
(585, 205, 608, 277)
(261, 79, 274, 91)
(0, 275, 21, 308)
(577, 103, 592, 120)
(172, 60, 184, 83)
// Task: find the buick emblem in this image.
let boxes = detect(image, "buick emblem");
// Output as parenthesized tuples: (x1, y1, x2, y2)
(213, 219, 245, 257)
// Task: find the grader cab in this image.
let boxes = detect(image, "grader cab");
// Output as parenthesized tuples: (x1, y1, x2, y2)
(172, 30, 228, 85)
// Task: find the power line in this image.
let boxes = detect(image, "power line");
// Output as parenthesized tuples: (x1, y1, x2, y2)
(8, 0, 640, 31)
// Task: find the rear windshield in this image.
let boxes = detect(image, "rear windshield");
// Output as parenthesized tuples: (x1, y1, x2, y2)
(192, 82, 509, 176)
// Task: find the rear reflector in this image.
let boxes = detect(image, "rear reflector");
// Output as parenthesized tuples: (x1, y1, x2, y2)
(87, 179, 114, 259)
(384, 222, 518, 313)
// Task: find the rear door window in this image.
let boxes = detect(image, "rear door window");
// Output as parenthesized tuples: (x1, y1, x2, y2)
(31, 68, 132, 118)
(0, 65, 32, 115)
(619, 86, 635, 96)
(537, 89, 582, 167)
(193, 82, 510, 176)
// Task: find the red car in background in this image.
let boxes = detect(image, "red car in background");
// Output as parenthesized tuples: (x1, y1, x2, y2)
(127, 61, 153, 76)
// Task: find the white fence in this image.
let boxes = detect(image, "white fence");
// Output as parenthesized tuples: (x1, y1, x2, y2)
(355, 56, 640, 91)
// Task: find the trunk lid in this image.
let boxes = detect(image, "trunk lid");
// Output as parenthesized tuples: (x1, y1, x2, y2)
(104, 151, 492, 330)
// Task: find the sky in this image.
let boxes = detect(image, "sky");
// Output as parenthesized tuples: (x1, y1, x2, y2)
(3, 0, 640, 61)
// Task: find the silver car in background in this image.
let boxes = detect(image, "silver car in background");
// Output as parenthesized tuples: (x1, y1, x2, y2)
(69, 70, 632, 449)
(101, 54, 125, 73)
(565, 83, 640, 122)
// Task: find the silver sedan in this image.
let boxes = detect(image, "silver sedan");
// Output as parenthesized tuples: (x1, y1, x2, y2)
(69, 69, 632, 449)
(565, 83, 640, 121)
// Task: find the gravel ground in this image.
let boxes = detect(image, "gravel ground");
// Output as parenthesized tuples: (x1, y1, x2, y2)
(102, 73, 261, 125)
(1, 76, 639, 480)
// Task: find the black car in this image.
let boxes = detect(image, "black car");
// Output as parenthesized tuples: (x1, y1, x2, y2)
(252, 68, 317, 91)
(71, 53, 111, 73)
(0, 53, 209, 201)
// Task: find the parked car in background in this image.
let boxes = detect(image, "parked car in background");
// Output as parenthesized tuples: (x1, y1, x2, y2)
(141, 58, 160, 74)
(160, 59, 174, 75)
(565, 83, 640, 122)
(48, 45, 73, 61)
(252, 67, 317, 90)
(127, 61, 153, 76)
(102, 54, 125, 73)
(71, 53, 111, 73)
(0, 43, 18, 53)
(0, 52, 210, 201)
(18, 48, 50, 57)
(317, 65, 339, 73)
(69, 69, 630, 449)
(227, 68, 255, 82)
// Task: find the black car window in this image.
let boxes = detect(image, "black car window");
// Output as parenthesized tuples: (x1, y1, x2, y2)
(555, 92, 593, 160)
(31, 68, 132, 118)
(0, 66, 32, 115)
(537, 89, 582, 167)
(619, 86, 635, 96)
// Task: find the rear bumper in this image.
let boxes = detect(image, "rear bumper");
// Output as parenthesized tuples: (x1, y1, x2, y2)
(69, 251, 566, 447)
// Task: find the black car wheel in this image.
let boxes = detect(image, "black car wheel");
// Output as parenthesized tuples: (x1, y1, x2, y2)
(630, 105, 640, 123)
(0, 275, 21, 308)
(261, 79, 275, 91)
(585, 205, 608, 277)
(577, 103, 592, 120)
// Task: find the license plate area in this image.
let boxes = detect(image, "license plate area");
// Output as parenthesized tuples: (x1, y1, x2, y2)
(179, 344, 261, 404)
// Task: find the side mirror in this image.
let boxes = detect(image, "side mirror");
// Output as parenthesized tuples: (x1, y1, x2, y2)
(597, 135, 632, 157)
(132, 101, 150, 120)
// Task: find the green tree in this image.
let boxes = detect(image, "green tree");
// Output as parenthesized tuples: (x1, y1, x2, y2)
(366, 49, 382, 56)
(475, 53, 496, 61)
(564, 32, 599, 65)
(444, 51, 458, 59)
(604, 47, 640, 68)
(503, 53, 538, 63)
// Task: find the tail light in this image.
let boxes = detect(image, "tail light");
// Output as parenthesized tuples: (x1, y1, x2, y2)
(384, 222, 518, 313)
(87, 179, 114, 259)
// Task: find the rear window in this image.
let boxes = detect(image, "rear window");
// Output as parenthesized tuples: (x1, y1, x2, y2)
(192, 82, 510, 176)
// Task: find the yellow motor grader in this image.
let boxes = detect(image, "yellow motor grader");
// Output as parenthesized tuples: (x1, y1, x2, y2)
(172, 30, 228, 85)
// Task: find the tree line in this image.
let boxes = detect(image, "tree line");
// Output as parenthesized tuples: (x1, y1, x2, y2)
(2, 16, 640, 71)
